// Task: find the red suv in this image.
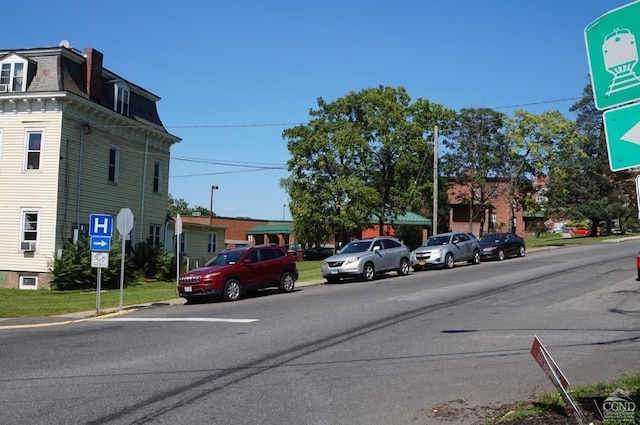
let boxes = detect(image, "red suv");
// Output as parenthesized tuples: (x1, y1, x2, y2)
(177, 245, 298, 303)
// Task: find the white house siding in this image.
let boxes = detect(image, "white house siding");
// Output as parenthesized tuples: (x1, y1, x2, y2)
(177, 225, 224, 269)
(0, 97, 63, 288)
(57, 101, 175, 251)
(0, 46, 181, 289)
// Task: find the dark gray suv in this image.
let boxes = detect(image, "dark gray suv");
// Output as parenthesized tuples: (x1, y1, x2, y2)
(411, 232, 481, 270)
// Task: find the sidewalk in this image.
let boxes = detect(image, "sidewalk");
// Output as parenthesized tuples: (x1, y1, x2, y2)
(0, 278, 327, 330)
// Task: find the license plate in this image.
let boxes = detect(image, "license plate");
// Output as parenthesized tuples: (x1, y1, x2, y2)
(330, 269, 339, 274)
(418, 261, 426, 266)
(184, 286, 192, 292)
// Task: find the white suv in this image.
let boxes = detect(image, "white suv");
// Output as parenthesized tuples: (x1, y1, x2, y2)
(411, 232, 481, 270)
(321, 236, 411, 283)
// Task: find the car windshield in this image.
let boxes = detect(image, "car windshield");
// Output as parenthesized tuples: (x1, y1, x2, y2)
(339, 240, 373, 254)
(423, 235, 450, 246)
(479, 235, 501, 244)
(205, 250, 244, 266)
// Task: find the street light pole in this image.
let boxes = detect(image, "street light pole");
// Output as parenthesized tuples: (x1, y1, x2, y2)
(283, 204, 286, 221)
(210, 185, 219, 225)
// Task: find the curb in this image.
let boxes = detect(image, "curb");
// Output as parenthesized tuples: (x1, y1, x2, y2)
(0, 279, 328, 330)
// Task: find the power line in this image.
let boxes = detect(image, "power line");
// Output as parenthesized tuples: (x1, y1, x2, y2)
(161, 97, 582, 129)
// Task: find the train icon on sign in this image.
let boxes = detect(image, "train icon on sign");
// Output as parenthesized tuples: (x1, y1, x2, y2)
(603, 28, 640, 96)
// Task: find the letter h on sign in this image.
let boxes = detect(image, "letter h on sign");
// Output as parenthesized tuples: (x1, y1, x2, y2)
(89, 214, 113, 237)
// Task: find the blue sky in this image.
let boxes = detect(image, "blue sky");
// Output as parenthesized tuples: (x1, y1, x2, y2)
(4, 0, 633, 220)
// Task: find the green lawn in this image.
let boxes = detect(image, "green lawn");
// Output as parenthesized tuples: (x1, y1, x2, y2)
(0, 281, 178, 318)
(1, 232, 637, 318)
(524, 231, 639, 248)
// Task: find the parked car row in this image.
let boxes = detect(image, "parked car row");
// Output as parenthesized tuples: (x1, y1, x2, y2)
(176, 232, 529, 303)
(320, 232, 527, 283)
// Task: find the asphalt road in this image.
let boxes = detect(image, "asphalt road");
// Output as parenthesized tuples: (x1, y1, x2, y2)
(1, 241, 639, 425)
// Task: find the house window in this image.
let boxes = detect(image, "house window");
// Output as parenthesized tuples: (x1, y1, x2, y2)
(0, 60, 26, 92)
(149, 225, 161, 246)
(115, 83, 130, 116)
(21, 209, 39, 247)
(19, 276, 38, 290)
(179, 231, 187, 253)
(24, 130, 43, 171)
(208, 233, 217, 253)
(490, 213, 497, 224)
(153, 161, 162, 193)
(108, 145, 119, 183)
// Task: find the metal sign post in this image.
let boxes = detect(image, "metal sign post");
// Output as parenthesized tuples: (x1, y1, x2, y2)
(175, 214, 183, 291)
(89, 214, 113, 315)
(116, 208, 135, 311)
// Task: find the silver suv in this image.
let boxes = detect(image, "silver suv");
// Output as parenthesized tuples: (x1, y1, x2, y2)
(411, 232, 481, 270)
(321, 236, 411, 283)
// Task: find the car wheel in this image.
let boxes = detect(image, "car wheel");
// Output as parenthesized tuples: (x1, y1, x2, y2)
(471, 250, 480, 264)
(363, 263, 375, 281)
(518, 245, 526, 257)
(498, 249, 505, 261)
(398, 258, 410, 276)
(223, 278, 242, 301)
(444, 253, 455, 269)
(279, 271, 295, 293)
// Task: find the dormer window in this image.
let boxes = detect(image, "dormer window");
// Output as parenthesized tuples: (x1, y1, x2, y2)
(114, 81, 130, 116)
(0, 55, 27, 92)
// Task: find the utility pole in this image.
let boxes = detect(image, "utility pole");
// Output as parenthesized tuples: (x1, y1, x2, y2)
(209, 185, 219, 225)
(432, 125, 439, 236)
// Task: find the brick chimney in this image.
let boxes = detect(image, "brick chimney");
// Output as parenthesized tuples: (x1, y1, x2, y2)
(84, 48, 103, 101)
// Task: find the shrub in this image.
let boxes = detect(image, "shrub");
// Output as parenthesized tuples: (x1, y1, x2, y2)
(50, 235, 125, 290)
(129, 239, 173, 280)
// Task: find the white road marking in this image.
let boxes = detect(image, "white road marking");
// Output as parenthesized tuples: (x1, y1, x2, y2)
(104, 318, 258, 323)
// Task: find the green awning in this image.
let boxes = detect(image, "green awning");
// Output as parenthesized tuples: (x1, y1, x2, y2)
(247, 224, 293, 235)
(369, 211, 432, 226)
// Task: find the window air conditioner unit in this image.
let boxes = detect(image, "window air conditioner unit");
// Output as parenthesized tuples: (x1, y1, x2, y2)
(21, 241, 37, 251)
(0, 84, 9, 93)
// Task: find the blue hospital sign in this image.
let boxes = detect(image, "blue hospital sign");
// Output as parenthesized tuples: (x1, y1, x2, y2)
(89, 214, 113, 237)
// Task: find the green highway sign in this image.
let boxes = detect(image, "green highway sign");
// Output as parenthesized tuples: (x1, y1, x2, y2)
(585, 1, 640, 110)
(602, 101, 640, 171)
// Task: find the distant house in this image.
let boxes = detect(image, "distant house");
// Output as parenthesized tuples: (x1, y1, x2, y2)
(447, 178, 543, 237)
(0, 43, 180, 289)
(168, 215, 299, 268)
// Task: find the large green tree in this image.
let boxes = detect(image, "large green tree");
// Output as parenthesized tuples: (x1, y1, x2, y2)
(282, 86, 455, 246)
(546, 84, 636, 234)
(503, 110, 578, 233)
(442, 108, 509, 236)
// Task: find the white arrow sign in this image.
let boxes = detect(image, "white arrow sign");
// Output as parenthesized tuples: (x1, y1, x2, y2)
(621, 121, 640, 145)
(94, 239, 108, 248)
